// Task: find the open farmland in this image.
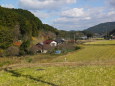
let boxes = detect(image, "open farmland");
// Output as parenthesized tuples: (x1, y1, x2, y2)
(52, 45, 115, 63)
(0, 40, 115, 86)
(0, 66, 115, 86)
(84, 40, 115, 45)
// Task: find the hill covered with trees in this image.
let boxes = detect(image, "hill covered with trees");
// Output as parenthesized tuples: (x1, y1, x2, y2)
(85, 22, 115, 34)
(0, 6, 94, 56)
(0, 6, 59, 49)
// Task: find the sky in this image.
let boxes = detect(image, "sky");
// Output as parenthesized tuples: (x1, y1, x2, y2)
(0, 0, 115, 31)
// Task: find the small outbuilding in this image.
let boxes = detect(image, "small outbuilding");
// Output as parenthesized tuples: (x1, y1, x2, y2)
(50, 41, 57, 46)
(44, 40, 57, 46)
(55, 38, 65, 44)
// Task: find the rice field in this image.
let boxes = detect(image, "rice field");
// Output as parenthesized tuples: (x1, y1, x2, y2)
(52, 45, 115, 63)
(84, 40, 115, 45)
(0, 40, 115, 86)
(0, 66, 115, 86)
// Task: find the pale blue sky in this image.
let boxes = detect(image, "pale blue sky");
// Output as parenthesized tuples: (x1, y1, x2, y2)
(0, 0, 115, 31)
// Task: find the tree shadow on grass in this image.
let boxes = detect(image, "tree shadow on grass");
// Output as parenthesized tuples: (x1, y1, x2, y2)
(4, 68, 58, 86)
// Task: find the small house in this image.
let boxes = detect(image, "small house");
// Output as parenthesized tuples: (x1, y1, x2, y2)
(43, 40, 53, 44)
(55, 38, 65, 44)
(112, 36, 115, 39)
(80, 36, 87, 40)
(31, 41, 56, 54)
(44, 40, 57, 46)
(50, 41, 57, 46)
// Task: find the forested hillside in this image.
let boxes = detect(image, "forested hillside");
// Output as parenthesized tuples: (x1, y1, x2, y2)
(0, 6, 92, 56)
(0, 6, 58, 49)
(85, 22, 115, 34)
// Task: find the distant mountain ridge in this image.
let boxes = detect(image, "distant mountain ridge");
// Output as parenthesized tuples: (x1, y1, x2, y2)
(85, 22, 115, 34)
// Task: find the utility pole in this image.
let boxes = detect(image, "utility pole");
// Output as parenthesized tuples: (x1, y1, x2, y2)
(106, 22, 110, 39)
(106, 25, 108, 39)
(74, 34, 76, 44)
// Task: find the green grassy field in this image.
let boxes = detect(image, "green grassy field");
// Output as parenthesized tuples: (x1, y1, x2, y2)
(0, 66, 115, 86)
(0, 40, 115, 86)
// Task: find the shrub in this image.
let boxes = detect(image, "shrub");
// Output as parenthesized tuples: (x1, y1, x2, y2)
(6, 46, 19, 56)
(29, 46, 39, 55)
(75, 46, 81, 50)
(26, 58, 33, 63)
(19, 40, 30, 55)
(0, 49, 5, 57)
(0, 61, 12, 67)
(19, 50, 26, 55)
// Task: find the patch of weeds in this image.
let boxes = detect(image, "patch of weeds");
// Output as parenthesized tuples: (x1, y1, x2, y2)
(75, 46, 81, 50)
(26, 58, 33, 63)
(0, 61, 12, 67)
(36, 69, 45, 71)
